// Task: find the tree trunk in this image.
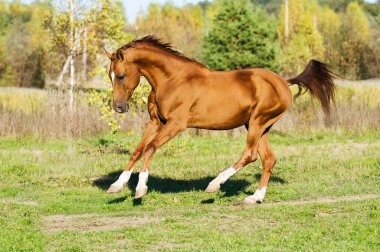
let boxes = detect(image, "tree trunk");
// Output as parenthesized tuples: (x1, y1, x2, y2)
(82, 27, 88, 82)
(69, 0, 75, 111)
(285, 0, 289, 40)
(56, 56, 71, 87)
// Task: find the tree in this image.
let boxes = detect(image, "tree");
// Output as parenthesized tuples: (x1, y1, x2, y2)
(318, 0, 364, 12)
(318, 6, 341, 67)
(0, 1, 47, 88)
(278, 0, 325, 76)
(45, 0, 133, 86)
(339, 2, 372, 79)
(202, 0, 279, 71)
(133, 3, 204, 60)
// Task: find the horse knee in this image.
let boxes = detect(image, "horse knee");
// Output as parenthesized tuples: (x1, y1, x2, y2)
(263, 157, 276, 171)
(243, 151, 257, 164)
(144, 143, 156, 157)
(130, 150, 142, 162)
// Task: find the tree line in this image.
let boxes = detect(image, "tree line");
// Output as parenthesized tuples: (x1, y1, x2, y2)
(0, 0, 379, 89)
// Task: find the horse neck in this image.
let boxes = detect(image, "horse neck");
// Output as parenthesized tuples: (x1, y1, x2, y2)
(128, 47, 202, 90)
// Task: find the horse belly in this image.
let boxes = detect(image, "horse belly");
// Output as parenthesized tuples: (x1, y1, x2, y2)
(188, 102, 251, 130)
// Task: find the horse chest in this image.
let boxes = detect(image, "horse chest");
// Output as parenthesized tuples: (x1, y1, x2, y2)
(154, 92, 180, 121)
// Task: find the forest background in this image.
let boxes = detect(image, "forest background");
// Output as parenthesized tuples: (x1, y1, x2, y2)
(1, 0, 379, 90)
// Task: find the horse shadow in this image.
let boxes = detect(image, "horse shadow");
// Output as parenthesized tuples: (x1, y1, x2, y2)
(92, 170, 286, 205)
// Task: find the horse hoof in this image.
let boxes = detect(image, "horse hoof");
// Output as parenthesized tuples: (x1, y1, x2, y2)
(205, 182, 220, 193)
(243, 196, 263, 205)
(107, 184, 123, 193)
(135, 186, 148, 199)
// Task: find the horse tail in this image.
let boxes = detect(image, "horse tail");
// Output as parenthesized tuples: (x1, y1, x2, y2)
(287, 60, 336, 117)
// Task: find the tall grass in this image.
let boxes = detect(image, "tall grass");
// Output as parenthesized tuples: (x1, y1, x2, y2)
(0, 81, 379, 138)
(276, 83, 380, 134)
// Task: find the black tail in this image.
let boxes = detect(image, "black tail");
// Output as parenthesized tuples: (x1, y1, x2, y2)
(288, 60, 336, 117)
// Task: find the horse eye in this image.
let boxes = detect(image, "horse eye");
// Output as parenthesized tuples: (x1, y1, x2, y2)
(118, 75, 125, 81)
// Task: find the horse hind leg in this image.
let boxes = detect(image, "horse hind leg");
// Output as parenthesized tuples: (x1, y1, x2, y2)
(205, 115, 275, 193)
(244, 132, 276, 204)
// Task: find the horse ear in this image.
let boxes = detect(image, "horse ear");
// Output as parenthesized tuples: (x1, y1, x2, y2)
(104, 48, 112, 60)
(116, 48, 124, 62)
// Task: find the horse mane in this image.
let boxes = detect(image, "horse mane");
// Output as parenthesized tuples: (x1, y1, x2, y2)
(119, 35, 200, 64)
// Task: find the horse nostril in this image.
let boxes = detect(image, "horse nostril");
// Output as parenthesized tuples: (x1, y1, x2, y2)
(116, 104, 123, 113)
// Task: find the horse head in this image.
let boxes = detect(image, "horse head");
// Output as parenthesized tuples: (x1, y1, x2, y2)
(105, 48, 140, 113)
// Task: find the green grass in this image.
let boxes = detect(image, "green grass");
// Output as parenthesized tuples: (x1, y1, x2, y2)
(0, 131, 379, 251)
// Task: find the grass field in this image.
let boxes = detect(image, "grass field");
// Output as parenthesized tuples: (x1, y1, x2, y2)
(0, 131, 379, 251)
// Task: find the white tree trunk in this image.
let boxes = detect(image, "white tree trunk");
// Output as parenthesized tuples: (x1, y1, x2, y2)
(69, 0, 75, 111)
(56, 56, 71, 87)
(285, 0, 289, 39)
(82, 27, 88, 82)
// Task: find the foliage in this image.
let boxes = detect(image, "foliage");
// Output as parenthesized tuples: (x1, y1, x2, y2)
(338, 2, 372, 79)
(43, 0, 134, 85)
(86, 0, 135, 79)
(1, 0, 380, 90)
(86, 79, 151, 134)
(87, 89, 123, 134)
(278, 0, 325, 76)
(133, 3, 204, 60)
(0, 2, 47, 88)
(202, 0, 279, 71)
(318, 0, 365, 12)
(317, 7, 341, 67)
(250, 0, 282, 14)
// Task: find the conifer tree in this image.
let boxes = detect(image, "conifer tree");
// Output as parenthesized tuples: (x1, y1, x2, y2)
(202, 0, 279, 71)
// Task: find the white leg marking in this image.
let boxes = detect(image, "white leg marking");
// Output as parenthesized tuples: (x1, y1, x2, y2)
(135, 171, 149, 198)
(205, 167, 239, 192)
(107, 170, 132, 193)
(244, 187, 267, 204)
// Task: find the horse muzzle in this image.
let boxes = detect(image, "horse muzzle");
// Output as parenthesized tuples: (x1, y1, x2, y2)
(114, 102, 129, 113)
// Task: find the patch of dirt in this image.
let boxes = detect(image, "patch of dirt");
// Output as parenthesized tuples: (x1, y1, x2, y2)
(251, 194, 380, 207)
(1, 198, 38, 206)
(148, 241, 181, 251)
(43, 214, 159, 233)
(81, 146, 130, 155)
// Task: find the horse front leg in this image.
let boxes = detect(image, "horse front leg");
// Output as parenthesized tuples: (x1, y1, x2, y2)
(134, 120, 187, 198)
(107, 120, 161, 193)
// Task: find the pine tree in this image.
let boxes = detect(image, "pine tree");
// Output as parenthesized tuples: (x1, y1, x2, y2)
(202, 0, 279, 71)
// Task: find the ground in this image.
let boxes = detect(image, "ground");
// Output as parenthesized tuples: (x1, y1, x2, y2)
(0, 131, 379, 251)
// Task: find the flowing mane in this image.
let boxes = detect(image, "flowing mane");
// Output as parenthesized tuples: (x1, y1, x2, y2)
(119, 35, 200, 64)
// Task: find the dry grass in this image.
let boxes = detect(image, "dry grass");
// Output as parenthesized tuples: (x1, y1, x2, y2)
(275, 83, 380, 134)
(0, 82, 379, 138)
(0, 89, 102, 138)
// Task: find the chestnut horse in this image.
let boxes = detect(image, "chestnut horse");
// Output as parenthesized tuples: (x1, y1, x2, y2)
(105, 35, 335, 203)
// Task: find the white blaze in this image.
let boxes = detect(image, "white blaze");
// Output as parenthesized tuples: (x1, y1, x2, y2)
(111, 71, 115, 84)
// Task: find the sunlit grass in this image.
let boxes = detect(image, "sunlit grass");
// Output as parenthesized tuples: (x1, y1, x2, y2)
(0, 132, 379, 250)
